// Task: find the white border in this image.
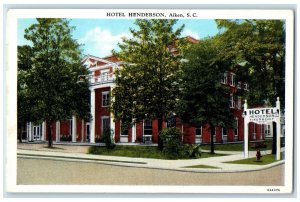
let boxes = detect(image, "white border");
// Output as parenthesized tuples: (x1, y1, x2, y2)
(5, 9, 294, 194)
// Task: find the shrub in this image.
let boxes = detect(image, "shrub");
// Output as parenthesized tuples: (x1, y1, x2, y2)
(102, 128, 116, 149)
(180, 144, 202, 158)
(159, 127, 182, 159)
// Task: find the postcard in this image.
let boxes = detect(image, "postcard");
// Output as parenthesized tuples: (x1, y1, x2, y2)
(5, 8, 294, 194)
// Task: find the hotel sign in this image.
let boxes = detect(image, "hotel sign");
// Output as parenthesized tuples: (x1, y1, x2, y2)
(243, 97, 281, 160)
(244, 108, 279, 124)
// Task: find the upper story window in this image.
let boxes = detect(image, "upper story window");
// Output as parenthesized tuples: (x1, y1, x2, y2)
(221, 72, 228, 84)
(237, 81, 242, 89)
(102, 91, 110, 107)
(230, 73, 236, 86)
(101, 70, 109, 82)
(237, 96, 242, 109)
(229, 94, 235, 108)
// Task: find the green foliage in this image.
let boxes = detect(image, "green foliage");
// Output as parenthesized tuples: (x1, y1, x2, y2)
(111, 19, 185, 131)
(101, 129, 116, 149)
(225, 153, 283, 165)
(178, 38, 235, 154)
(19, 18, 90, 147)
(215, 20, 285, 108)
(159, 127, 182, 159)
(181, 144, 202, 158)
(88, 145, 219, 160)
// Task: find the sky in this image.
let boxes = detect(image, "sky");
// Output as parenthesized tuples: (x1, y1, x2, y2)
(18, 18, 219, 58)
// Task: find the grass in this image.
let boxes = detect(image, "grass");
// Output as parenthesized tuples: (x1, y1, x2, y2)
(88, 145, 226, 160)
(201, 139, 274, 151)
(183, 164, 220, 169)
(224, 153, 283, 165)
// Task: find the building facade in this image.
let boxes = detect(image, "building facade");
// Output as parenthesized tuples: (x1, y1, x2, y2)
(23, 37, 277, 145)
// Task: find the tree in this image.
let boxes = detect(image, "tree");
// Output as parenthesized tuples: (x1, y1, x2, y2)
(178, 38, 235, 154)
(112, 19, 185, 150)
(21, 18, 90, 147)
(215, 19, 285, 108)
(17, 45, 34, 142)
(215, 20, 285, 154)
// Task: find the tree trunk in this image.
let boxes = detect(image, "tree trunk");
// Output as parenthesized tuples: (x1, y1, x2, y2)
(272, 121, 277, 154)
(17, 121, 23, 143)
(210, 123, 215, 154)
(47, 120, 53, 148)
(157, 117, 164, 151)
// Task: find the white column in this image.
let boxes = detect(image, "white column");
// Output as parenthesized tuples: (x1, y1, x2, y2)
(110, 87, 115, 142)
(90, 89, 96, 143)
(28, 122, 33, 142)
(81, 120, 84, 142)
(56, 121, 60, 142)
(276, 97, 281, 160)
(72, 115, 77, 143)
(244, 100, 249, 159)
(42, 121, 46, 141)
(132, 119, 136, 143)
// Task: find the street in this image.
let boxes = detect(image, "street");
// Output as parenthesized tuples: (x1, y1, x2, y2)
(17, 157, 284, 185)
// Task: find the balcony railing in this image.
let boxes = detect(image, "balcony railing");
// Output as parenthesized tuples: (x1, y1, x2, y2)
(88, 73, 115, 86)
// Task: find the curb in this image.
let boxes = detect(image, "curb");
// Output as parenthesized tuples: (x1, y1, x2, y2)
(17, 150, 285, 174)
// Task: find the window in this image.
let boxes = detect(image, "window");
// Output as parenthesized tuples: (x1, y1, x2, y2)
(102, 91, 110, 107)
(230, 94, 235, 108)
(234, 118, 238, 136)
(237, 96, 242, 109)
(166, 116, 176, 128)
(195, 126, 202, 136)
(222, 128, 227, 136)
(264, 124, 271, 137)
(230, 73, 236, 86)
(102, 117, 110, 134)
(244, 83, 249, 90)
(253, 123, 256, 139)
(237, 81, 242, 89)
(144, 120, 152, 136)
(101, 70, 109, 82)
(120, 122, 128, 136)
(221, 72, 228, 84)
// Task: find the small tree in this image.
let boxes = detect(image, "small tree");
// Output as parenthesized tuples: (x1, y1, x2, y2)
(160, 127, 182, 159)
(178, 39, 235, 154)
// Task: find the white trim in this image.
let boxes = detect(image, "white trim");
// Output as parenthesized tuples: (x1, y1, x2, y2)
(72, 115, 77, 142)
(56, 121, 60, 142)
(90, 89, 95, 143)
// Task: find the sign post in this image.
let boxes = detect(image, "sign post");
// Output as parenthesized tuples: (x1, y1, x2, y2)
(243, 97, 281, 160)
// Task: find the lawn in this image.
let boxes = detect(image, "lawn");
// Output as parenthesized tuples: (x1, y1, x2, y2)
(224, 153, 283, 165)
(201, 139, 275, 151)
(88, 145, 225, 160)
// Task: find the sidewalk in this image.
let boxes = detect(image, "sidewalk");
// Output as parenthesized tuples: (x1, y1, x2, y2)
(17, 142, 284, 173)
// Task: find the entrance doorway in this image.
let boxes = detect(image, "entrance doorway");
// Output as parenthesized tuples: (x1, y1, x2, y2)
(86, 123, 90, 142)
